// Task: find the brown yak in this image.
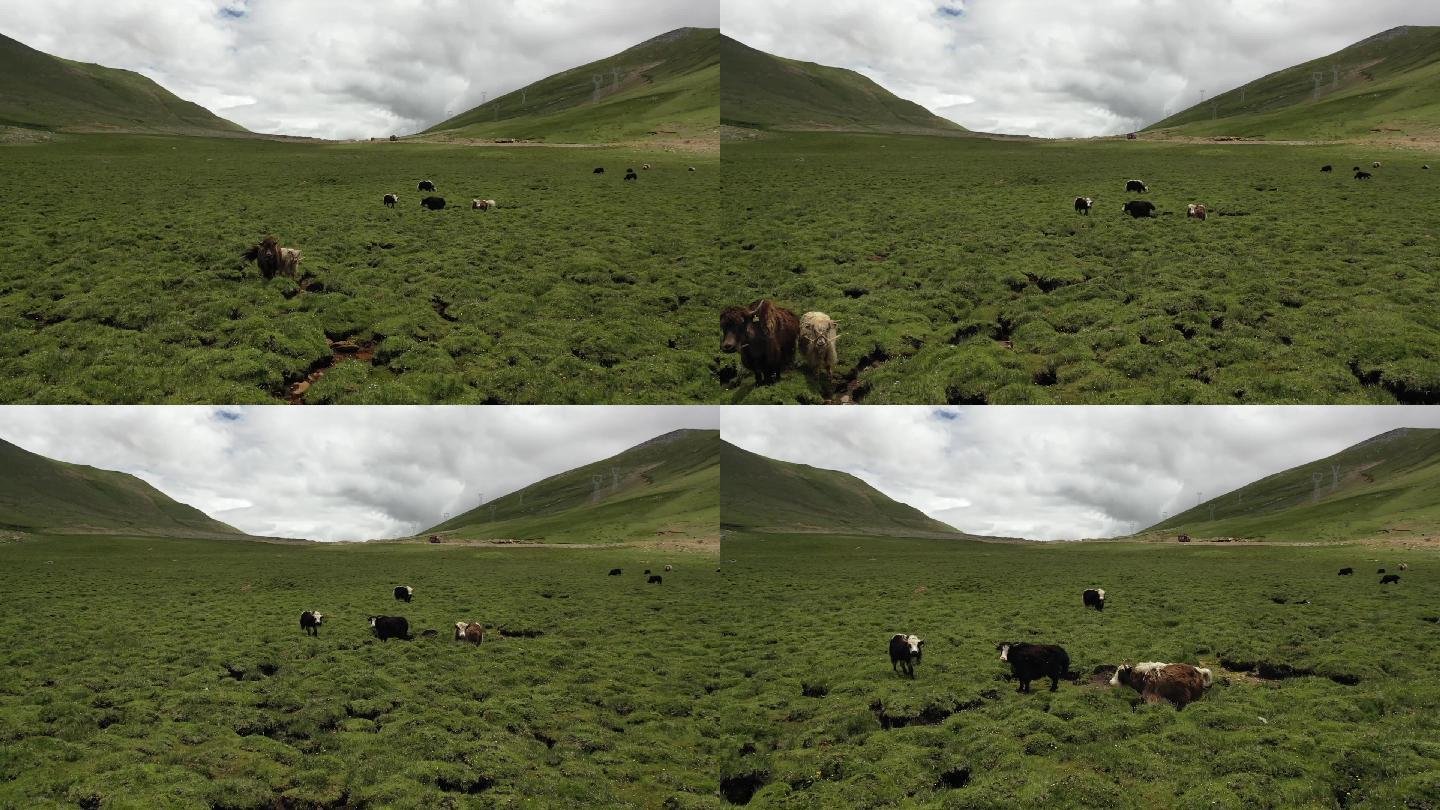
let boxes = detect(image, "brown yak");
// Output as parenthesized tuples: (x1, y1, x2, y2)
(242, 236, 301, 280)
(1110, 662, 1212, 709)
(454, 622, 484, 645)
(720, 299, 800, 385)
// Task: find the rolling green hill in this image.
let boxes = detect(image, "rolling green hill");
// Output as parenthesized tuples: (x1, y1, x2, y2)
(720, 441, 974, 538)
(1146, 428, 1440, 540)
(1146, 26, 1440, 140)
(423, 27, 717, 143)
(0, 32, 247, 135)
(422, 429, 718, 543)
(720, 35, 967, 135)
(0, 437, 249, 538)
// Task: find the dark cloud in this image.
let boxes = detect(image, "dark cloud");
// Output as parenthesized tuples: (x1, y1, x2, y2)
(0, 0, 718, 138)
(722, 1, 1440, 136)
(0, 406, 718, 541)
(721, 407, 1440, 540)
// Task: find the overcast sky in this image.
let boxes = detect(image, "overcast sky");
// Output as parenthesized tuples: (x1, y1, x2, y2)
(1, 406, 717, 541)
(723, 0, 1440, 137)
(722, 407, 1440, 541)
(0, 0, 717, 139)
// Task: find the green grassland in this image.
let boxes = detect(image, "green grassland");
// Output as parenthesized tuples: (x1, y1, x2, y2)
(425, 429, 719, 544)
(0, 534, 727, 807)
(425, 28, 718, 144)
(1148, 27, 1440, 141)
(1150, 427, 1440, 541)
(0, 33, 246, 135)
(719, 36, 966, 135)
(0, 134, 718, 403)
(718, 532, 1440, 808)
(718, 133, 1440, 404)
(0, 438, 249, 539)
(719, 441, 968, 538)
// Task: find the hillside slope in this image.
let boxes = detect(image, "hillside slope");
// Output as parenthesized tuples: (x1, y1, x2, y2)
(423, 27, 718, 143)
(0, 33, 247, 135)
(720, 441, 974, 538)
(720, 35, 967, 135)
(0, 437, 249, 538)
(1146, 26, 1440, 140)
(422, 429, 718, 544)
(1146, 428, 1440, 540)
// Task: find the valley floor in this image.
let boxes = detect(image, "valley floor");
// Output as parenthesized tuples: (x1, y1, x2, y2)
(0, 535, 726, 807)
(0, 135, 719, 404)
(719, 134, 1440, 404)
(719, 532, 1440, 808)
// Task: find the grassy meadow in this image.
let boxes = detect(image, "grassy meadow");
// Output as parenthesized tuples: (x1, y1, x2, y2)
(718, 532, 1440, 808)
(0, 134, 718, 404)
(718, 133, 1440, 404)
(0, 534, 728, 807)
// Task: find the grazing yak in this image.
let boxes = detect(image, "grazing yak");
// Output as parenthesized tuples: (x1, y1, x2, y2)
(720, 299, 800, 386)
(1110, 662, 1212, 709)
(1074, 196, 1093, 215)
(1082, 588, 1106, 612)
(624, 168, 639, 181)
(471, 199, 497, 210)
(648, 575, 663, 584)
(1378, 568, 1386, 574)
(688, 166, 696, 172)
(1381, 574, 1401, 584)
(889, 633, 925, 678)
(242, 236, 302, 280)
(420, 196, 447, 210)
(383, 193, 399, 208)
(593, 167, 605, 174)
(608, 568, 623, 576)
(1399, 563, 1409, 571)
(798, 311, 840, 376)
(1338, 567, 1354, 576)
(1125, 179, 1148, 193)
(997, 642, 1069, 693)
(418, 180, 437, 191)
(1186, 203, 1208, 221)
(368, 615, 411, 641)
(1424, 165, 1431, 170)
(1321, 165, 1333, 172)
(1122, 200, 1157, 218)
(299, 610, 324, 637)
(394, 585, 414, 603)
(1355, 170, 1373, 180)
(642, 163, 651, 170)
(1372, 161, 1382, 168)
(664, 564, 673, 572)
(454, 621, 484, 644)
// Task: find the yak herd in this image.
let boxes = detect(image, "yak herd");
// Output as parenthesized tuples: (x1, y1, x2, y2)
(887, 587, 1215, 709)
(887, 560, 1412, 710)
(242, 164, 685, 280)
(296, 584, 487, 645)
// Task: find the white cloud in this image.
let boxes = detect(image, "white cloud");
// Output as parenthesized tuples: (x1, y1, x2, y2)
(0, 406, 718, 541)
(721, 406, 1440, 540)
(722, 0, 1440, 137)
(0, 0, 718, 138)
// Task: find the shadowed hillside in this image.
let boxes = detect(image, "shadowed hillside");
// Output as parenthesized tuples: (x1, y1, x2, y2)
(0, 437, 249, 538)
(0, 32, 247, 135)
(720, 35, 967, 135)
(720, 441, 982, 538)
(423, 27, 718, 143)
(1146, 428, 1440, 540)
(1146, 26, 1440, 140)
(422, 429, 718, 544)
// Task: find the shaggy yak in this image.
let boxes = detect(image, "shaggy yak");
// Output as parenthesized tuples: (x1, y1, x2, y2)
(720, 299, 800, 386)
(242, 236, 301, 280)
(798, 311, 840, 376)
